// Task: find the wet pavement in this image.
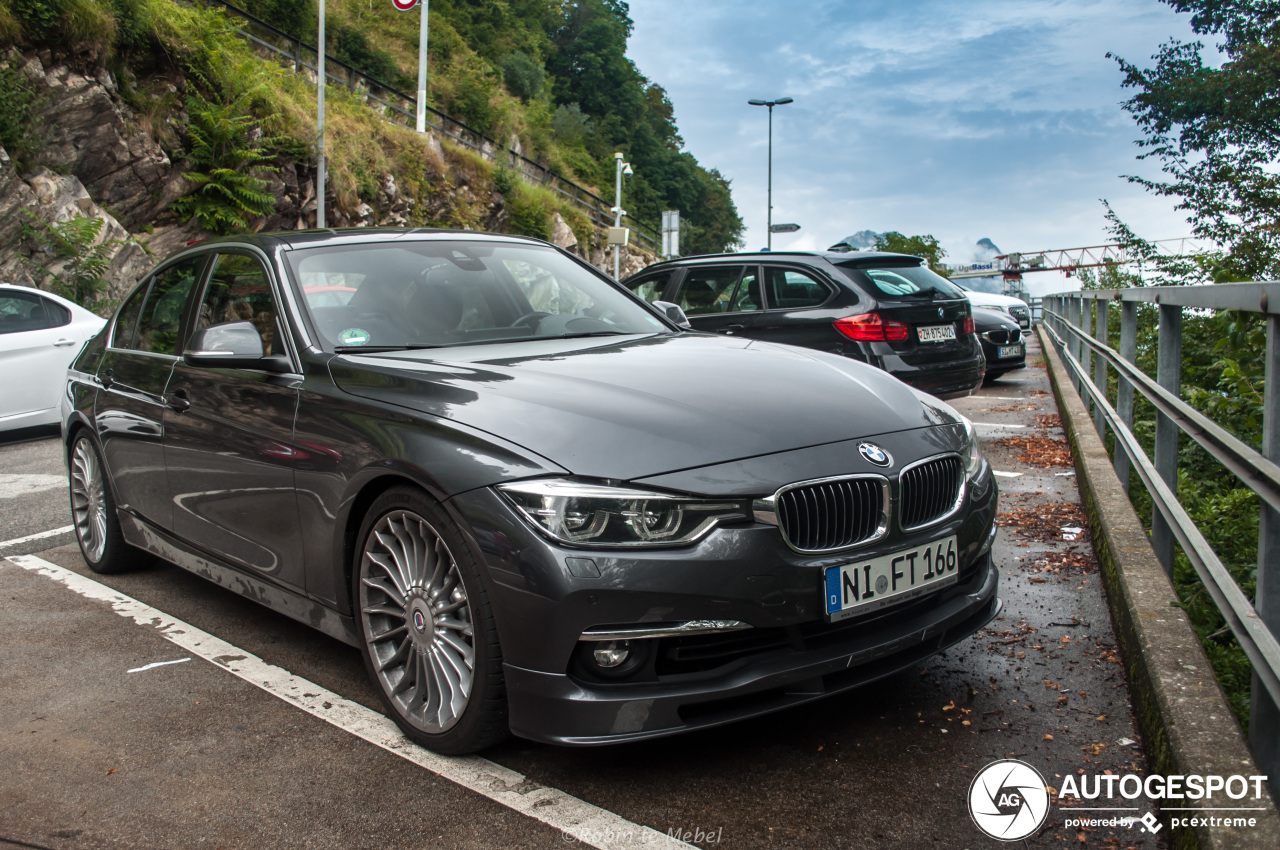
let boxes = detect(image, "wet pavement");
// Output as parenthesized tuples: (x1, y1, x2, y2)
(1, 332, 1161, 849)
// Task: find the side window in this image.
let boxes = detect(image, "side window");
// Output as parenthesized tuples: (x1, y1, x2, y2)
(43, 298, 72, 328)
(0, 289, 51, 335)
(112, 283, 149, 349)
(135, 257, 204, 354)
(674, 266, 744, 316)
(764, 267, 830, 309)
(730, 267, 762, 312)
(198, 254, 284, 356)
(623, 272, 669, 304)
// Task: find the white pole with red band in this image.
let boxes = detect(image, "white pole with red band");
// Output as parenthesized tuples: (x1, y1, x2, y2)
(392, 0, 429, 134)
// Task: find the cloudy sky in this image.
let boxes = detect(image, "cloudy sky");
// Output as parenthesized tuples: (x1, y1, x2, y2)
(625, 0, 1208, 291)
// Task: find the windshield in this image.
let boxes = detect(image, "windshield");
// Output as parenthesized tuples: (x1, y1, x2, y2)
(835, 262, 966, 300)
(285, 240, 667, 350)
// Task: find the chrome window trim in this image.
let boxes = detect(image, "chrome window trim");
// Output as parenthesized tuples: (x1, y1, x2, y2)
(897, 452, 968, 533)
(754, 473, 891, 554)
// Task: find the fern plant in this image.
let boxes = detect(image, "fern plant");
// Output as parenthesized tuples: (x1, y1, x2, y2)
(20, 212, 120, 311)
(172, 93, 279, 235)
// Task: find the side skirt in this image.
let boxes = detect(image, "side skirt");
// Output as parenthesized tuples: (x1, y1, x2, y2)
(118, 509, 360, 648)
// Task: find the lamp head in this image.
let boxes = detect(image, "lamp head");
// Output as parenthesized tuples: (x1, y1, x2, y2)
(748, 99, 768, 106)
(776, 97, 794, 105)
(622, 163, 633, 176)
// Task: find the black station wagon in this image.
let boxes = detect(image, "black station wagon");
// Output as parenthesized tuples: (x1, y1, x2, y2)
(63, 230, 1001, 753)
(623, 250, 986, 398)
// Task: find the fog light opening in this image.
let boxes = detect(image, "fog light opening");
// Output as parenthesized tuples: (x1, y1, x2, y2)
(573, 636, 652, 680)
(593, 640, 631, 668)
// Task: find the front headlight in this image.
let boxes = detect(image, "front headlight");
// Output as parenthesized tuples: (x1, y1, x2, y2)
(960, 415, 983, 478)
(497, 479, 751, 547)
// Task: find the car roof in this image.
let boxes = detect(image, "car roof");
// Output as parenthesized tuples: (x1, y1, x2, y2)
(636, 249, 924, 273)
(183, 227, 556, 253)
(0, 282, 102, 317)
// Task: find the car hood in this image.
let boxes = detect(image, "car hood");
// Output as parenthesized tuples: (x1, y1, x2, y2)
(328, 333, 958, 481)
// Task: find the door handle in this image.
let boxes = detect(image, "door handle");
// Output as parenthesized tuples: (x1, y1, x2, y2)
(101, 368, 114, 390)
(719, 324, 747, 335)
(167, 388, 191, 413)
(54, 338, 76, 347)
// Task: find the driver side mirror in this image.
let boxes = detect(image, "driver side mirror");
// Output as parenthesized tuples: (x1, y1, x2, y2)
(652, 300, 692, 329)
(185, 321, 291, 373)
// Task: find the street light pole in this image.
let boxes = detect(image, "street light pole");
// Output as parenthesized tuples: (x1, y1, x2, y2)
(317, 0, 326, 228)
(613, 152, 632, 279)
(748, 97, 792, 250)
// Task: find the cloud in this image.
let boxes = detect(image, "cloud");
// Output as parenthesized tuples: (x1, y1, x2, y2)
(627, 0, 1203, 254)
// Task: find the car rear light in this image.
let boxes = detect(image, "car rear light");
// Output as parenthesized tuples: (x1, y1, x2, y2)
(833, 313, 910, 342)
(961, 315, 975, 335)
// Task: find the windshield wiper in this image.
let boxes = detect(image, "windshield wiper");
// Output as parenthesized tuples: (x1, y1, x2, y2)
(333, 344, 446, 353)
(552, 331, 635, 340)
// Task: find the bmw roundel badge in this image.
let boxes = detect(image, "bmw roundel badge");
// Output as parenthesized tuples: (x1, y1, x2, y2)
(858, 442, 892, 467)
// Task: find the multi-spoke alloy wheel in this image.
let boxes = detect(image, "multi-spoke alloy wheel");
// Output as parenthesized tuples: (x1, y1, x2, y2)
(360, 509, 477, 735)
(67, 434, 133, 574)
(70, 437, 107, 563)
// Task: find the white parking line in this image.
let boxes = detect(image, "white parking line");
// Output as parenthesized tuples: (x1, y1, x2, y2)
(0, 525, 74, 549)
(974, 422, 1027, 429)
(5, 554, 691, 850)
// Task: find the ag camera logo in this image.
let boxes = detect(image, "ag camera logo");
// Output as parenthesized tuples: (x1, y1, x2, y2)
(969, 759, 1051, 841)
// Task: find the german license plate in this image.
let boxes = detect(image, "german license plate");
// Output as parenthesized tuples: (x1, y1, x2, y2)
(917, 324, 956, 343)
(823, 536, 959, 622)
(998, 344, 1023, 359)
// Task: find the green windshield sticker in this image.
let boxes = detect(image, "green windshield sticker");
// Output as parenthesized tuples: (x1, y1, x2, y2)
(338, 328, 370, 346)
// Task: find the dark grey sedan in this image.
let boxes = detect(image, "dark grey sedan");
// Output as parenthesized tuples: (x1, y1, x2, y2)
(62, 230, 1001, 753)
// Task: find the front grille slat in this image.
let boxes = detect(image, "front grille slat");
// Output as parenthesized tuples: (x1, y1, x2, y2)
(899, 456, 964, 531)
(776, 476, 884, 552)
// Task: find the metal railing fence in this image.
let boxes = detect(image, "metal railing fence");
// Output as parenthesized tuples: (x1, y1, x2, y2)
(1042, 283, 1280, 781)
(209, 0, 662, 254)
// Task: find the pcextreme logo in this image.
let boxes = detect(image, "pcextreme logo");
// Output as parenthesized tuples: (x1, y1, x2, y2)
(968, 759, 1051, 841)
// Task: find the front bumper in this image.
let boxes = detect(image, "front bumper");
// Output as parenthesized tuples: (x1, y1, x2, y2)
(447, 465, 1000, 746)
(504, 552, 999, 744)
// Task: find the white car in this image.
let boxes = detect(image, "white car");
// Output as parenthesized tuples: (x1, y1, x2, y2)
(0, 283, 107, 432)
(954, 281, 1031, 328)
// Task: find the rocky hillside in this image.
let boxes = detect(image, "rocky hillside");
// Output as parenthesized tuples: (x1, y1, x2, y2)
(0, 0, 658, 310)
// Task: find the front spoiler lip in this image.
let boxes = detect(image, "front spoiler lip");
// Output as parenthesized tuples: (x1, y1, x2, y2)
(504, 555, 1001, 746)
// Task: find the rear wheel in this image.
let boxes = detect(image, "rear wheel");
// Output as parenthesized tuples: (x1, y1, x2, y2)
(354, 486, 508, 754)
(69, 433, 136, 574)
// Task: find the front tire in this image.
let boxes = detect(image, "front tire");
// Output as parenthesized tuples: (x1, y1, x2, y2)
(354, 486, 508, 754)
(68, 433, 136, 574)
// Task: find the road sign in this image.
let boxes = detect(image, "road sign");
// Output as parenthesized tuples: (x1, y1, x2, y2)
(392, 0, 418, 10)
(770, 223, 800, 233)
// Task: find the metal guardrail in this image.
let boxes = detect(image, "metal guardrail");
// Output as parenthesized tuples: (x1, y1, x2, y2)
(210, 0, 662, 255)
(1042, 283, 1280, 780)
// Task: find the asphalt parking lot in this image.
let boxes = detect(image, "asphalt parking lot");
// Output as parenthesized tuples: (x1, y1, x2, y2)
(1, 334, 1164, 849)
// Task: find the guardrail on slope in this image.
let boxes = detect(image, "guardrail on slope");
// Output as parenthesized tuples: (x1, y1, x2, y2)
(1042, 283, 1280, 783)
(210, 0, 662, 255)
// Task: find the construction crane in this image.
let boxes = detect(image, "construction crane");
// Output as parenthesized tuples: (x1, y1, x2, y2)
(945, 237, 1208, 300)
(948, 237, 1207, 280)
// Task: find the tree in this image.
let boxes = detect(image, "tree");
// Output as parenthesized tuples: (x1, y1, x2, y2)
(1109, 0, 1280, 281)
(873, 232, 950, 276)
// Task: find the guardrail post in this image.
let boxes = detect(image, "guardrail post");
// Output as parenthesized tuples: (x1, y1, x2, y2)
(1114, 300, 1137, 494)
(1066, 295, 1079, 369)
(1093, 298, 1108, 437)
(1252, 312, 1280, 783)
(1152, 302, 1182, 576)
(1081, 296, 1094, 401)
